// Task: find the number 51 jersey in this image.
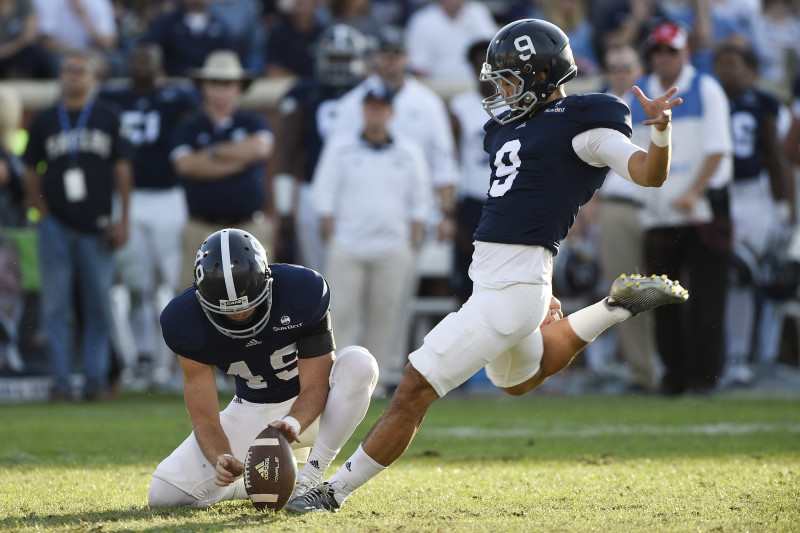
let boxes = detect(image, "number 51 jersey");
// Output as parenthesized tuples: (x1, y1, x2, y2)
(474, 93, 632, 255)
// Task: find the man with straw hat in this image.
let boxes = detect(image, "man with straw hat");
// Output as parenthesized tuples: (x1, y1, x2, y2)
(171, 50, 275, 289)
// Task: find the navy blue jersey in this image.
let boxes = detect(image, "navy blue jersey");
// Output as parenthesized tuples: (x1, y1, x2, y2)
(22, 100, 133, 234)
(474, 93, 632, 254)
(728, 88, 780, 180)
(161, 264, 332, 403)
(282, 78, 352, 182)
(98, 85, 198, 189)
(172, 110, 270, 220)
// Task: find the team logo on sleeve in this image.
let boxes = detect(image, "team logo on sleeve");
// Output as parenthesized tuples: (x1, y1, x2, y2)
(544, 101, 565, 113)
(273, 315, 302, 331)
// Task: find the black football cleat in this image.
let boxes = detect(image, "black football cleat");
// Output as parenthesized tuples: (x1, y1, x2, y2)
(606, 273, 689, 316)
(284, 482, 340, 513)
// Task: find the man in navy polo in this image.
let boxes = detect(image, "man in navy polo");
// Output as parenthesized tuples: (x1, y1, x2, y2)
(170, 50, 274, 289)
(22, 49, 133, 401)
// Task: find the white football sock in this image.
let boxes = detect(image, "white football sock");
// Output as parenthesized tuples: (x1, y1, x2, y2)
(309, 346, 378, 484)
(567, 299, 632, 343)
(298, 441, 337, 485)
(326, 444, 386, 502)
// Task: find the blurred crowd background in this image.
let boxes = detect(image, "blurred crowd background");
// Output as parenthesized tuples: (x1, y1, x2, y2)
(1, 0, 800, 402)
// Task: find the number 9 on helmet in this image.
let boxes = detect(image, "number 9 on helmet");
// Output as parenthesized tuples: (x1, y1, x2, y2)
(193, 228, 273, 339)
(480, 18, 578, 124)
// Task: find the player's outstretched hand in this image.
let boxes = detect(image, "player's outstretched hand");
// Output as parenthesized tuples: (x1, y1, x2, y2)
(632, 86, 683, 129)
(215, 453, 244, 486)
(268, 419, 301, 444)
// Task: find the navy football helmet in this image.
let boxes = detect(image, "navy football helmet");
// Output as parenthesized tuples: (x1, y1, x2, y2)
(313, 24, 368, 87)
(194, 228, 273, 339)
(480, 19, 578, 124)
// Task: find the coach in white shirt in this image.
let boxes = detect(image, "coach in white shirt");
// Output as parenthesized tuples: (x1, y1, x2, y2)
(330, 28, 458, 241)
(313, 86, 432, 396)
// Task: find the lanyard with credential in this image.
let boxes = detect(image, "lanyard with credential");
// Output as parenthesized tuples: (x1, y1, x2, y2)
(57, 99, 94, 203)
(57, 99, 94, 168)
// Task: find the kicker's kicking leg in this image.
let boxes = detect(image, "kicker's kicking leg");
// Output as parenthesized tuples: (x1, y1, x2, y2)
(503, 273, 689, 396)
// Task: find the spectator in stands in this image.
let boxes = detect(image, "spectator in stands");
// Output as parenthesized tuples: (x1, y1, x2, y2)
(370, 0, 412, 29)
(324, 0, 381, 41)
(713, 42, 792, 387)
(263, 0, 322, 79)
(211, 0, 265, 71)
(142, 0, 234, 77)
(505, 0, 600, 75)
(595, 44, 660, 393)
(447, 39, 492, 304)
(33, 0, 117, 76)
(312, 86, 432, 397)
(597, 0, 668, 60)
(634, 21, 733, 396)
(752, 0, 800, 91)
(273, 23, 369, 270)
(331, 27, 459, 242)
(0, 0, 43, 78)
(22, 49, 133, 401)
(404, 0, 496, 83)
(0, 86, 25, 228)
(98, 42, 197, 388)
(171, 50, 275, 289)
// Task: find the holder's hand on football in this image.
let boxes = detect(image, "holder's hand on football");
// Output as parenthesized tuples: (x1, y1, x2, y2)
(215, 453, 244, 486)
(632, 85, 682, 129)
(268, 419, 301, 444)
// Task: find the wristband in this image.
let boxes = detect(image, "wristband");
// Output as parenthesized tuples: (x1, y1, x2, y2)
(282, 415, 301, 434)
(650, 123, 671, 148)
(273, 173, 296, 216)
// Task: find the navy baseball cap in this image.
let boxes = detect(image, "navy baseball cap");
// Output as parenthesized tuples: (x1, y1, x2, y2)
(363, 84, 394, 104)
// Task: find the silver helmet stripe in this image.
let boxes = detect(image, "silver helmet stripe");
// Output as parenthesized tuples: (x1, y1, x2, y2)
(220, 230, 237, 300)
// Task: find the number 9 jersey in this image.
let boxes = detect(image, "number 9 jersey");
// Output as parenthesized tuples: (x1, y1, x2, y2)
(474, 93, 632, 255)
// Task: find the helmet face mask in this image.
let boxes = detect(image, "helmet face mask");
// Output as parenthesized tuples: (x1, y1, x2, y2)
(194, 229, 273, 339)
(480, 19, 578, 125)
(313, 24, 368, 87)
(480, 63, 537, 124)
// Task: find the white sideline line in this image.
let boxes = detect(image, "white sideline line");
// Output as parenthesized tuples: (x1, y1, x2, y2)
(426, 422, 800, 439)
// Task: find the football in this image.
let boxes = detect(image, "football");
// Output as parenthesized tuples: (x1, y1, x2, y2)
(243, 427, 297, 510)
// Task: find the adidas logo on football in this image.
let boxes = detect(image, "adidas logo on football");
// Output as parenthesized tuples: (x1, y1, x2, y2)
(255, 458, 270, 480)
(244, 339, 262, 348)
(345, 461, 352, 472)
(309, 459, 320, 470)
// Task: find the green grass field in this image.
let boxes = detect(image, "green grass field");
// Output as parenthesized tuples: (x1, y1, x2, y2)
(1, 391, 799, 532)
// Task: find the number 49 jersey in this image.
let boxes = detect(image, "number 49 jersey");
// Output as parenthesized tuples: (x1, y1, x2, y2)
(161, 264, 332, 403)
(474, 93, 632, 255)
